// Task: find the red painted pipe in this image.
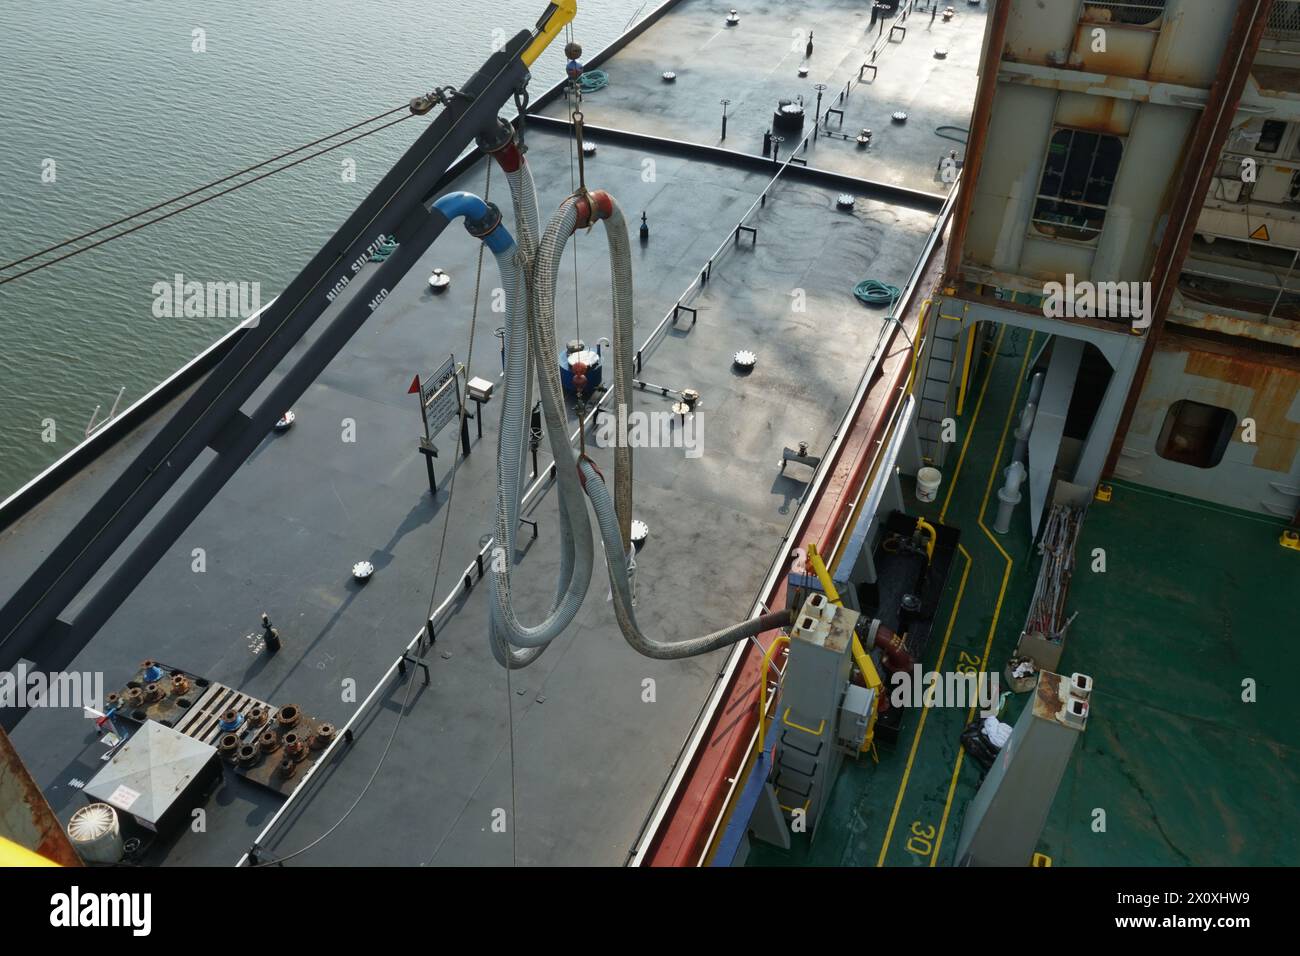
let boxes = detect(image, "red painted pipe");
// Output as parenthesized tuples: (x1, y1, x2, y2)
(872, 621, 912, 672)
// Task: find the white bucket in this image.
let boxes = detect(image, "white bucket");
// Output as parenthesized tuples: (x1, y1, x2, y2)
(915, 467, 942, 503)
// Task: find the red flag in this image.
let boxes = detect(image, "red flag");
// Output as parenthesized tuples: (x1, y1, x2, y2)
(408, 374, 421, 395)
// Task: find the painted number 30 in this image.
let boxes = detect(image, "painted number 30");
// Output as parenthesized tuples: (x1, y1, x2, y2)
(906, 821, 936, 856)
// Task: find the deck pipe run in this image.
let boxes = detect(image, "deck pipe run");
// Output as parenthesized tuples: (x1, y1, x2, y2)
(1011, 371, 1044, 465)
(993, 460, 1027, 536)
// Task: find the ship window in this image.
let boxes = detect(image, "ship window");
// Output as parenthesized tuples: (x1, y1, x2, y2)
(1255, 120, 1288, 155)
(1155, 400, 1236, 469)
(1032, 128, 1123, 242)
(1079, 1, 1166, 27)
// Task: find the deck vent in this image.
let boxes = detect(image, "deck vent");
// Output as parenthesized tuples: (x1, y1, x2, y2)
(726, 9, 740, 26)
(662, 71, 676, 82)
(352, 560, 375, 582)
(631, 519, 649, 545)
(429, 268, 451, 291)
(836, 193, 856, 209)
(891, 110, 908, 124)
(1061, 698, 1089, 729)
(733, 349, 756, 370)
(582, 141, 597, 157)
(67, 804, 124, 865)
(274, 410, 296, 431)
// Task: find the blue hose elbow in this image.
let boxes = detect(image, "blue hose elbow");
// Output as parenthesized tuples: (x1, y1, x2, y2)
(434, 191, 515, 255)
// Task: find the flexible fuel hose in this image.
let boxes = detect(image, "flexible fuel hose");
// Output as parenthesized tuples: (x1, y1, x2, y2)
(485, 166, 599, 668)
(432, 184, 594, 671)
(461, 142, 791, 667)
(533, 190, 793, 658)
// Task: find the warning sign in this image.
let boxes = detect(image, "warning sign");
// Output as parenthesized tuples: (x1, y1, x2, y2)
(416, 355, 460, 439)
(109, 784, 141, 810)
(1249, 223, 1270, 242)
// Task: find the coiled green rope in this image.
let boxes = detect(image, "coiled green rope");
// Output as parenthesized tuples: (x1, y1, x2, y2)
(854, 278, 901, 306)
(579, 69, 609, 93)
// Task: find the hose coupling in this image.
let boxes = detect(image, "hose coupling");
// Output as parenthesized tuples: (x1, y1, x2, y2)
(573, 189, 614, 229)
(464, 201, 504, 240)
(577, 454, 605, 491)
(477, 118, 522, 171)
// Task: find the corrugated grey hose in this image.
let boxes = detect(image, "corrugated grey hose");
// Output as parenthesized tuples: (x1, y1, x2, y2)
(537, 194, 794, 658)
(485, 160, 792, 666)
(487, 165, 597, 669)
(499, 162, 537, 560)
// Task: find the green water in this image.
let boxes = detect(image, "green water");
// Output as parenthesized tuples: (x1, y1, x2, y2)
(0, 0, 645, 499)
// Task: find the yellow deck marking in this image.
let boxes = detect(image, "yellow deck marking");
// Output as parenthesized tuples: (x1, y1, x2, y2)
(929, 332, 1035, 866)
(877, 326, 1006, 866)
(939, 325, 1005, 523)
(876, 545, 972, 866)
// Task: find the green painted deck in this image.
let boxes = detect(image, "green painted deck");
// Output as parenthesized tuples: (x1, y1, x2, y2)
(748, 328, 1300, 867)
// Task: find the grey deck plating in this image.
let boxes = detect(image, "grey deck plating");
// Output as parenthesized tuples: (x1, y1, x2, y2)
(0, 0, 984, 865)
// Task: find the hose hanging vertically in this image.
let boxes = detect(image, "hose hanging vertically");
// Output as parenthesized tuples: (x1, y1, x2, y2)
(452, 124, 791, 670)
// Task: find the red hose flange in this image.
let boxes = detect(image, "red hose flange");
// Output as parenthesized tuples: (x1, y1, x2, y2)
(573, 189, 614, 229)
(490, 140, 524, 173)
(576, 454, 604, 491)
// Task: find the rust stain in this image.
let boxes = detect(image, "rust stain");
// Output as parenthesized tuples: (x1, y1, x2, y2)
(0, 726, 80, 866)
(1033, 671, 1065, 721)
(1185, 351, 1300, 472)
(1195, 309, 1300, 347)
(1055, 77, 1133, 135)
(1147, 6, 1204, 87)
(1072, 22, 1153, 81)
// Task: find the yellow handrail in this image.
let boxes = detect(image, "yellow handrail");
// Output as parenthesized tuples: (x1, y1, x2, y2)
(806, 543, 881, 754)
(805, 542, 842, 605)
(806, 544, 876, 684)
(905, 298, 933, 395)
(914, 517, 937, 562)
(782, 708, 827, 736)
(957, 314, 976, 416)
(757, 635, 790, 755)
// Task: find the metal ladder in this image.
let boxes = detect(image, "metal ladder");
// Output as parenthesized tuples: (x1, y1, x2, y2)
(914, 297, 965, 468)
